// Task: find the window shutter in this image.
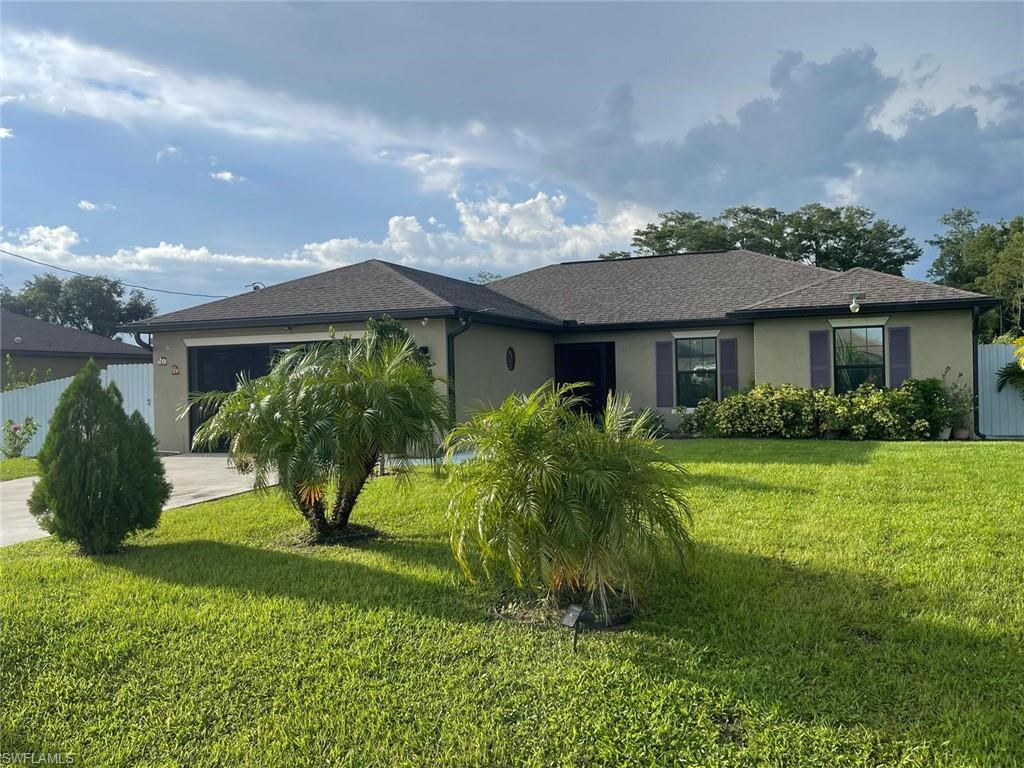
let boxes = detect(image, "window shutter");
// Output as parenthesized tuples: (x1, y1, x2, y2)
(719, 338, 739, 396)
(656, 341, 674, 407)
(888, 326, 911, 387)
(809, 330, 831, 389)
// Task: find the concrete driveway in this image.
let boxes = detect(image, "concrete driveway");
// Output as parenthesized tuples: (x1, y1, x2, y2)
(0, 455, 273, 547)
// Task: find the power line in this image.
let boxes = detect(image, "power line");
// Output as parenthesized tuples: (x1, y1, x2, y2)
(0, 247, 229, 299)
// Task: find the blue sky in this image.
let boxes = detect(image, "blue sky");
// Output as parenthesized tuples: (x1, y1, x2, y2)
(1, 2, 1022, 315)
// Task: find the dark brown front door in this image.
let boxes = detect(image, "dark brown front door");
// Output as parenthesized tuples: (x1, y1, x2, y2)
(553, 342, 616, 417)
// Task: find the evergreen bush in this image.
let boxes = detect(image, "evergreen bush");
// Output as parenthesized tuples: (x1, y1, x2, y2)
(28, 360, 170, 554)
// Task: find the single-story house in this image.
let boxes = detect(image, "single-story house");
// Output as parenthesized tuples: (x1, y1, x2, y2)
(1, 310, 151, 388)
(123, 250, 998, 453)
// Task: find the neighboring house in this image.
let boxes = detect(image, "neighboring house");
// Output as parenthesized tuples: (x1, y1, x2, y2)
(1, 310, 151, 388)
(123, 250, 998, 453)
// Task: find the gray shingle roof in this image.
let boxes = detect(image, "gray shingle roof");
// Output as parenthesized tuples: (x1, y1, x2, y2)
(124, 251, 997, 333)
(731, 267, 993, 316)
(489, 250, 839, 325)
(126, 259, 559, 331)
(1, 311, 151, 358)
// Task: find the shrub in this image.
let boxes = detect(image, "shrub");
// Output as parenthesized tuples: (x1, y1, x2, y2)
(901, 378, 951, 436)
(691, 382, 936, 441)
(192, 323, 448, 537)
(28, 361, 170, 554)
(445, 382, 691, 622)
(943, 369, 975, 431)
(2, 416, 38, 458)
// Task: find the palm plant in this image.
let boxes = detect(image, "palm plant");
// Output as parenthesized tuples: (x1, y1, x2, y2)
(445, 382, 691, 621)
(189, 327, 448, 537)
(994, 336, 1024, 402)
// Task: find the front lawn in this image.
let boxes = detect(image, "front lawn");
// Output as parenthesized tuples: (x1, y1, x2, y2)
(2, 440, 1021, 767)
(0, 457, 38, 481)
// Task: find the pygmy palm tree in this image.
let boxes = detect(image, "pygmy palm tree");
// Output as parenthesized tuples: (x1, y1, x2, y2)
(189, 327, 448, 536)
(445, 382, 691, 621)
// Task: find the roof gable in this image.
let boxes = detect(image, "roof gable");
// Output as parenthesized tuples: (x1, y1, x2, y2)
(731, 267, 993, 316)
(128, 259, 559, 331)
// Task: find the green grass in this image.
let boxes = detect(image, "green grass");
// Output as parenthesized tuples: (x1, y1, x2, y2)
(2, 440, 1021, 767)
(0, 457, 38, 481)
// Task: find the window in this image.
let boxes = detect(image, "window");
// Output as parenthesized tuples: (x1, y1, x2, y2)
(833, 326, 884, 393)
(676, 337, 717, 407)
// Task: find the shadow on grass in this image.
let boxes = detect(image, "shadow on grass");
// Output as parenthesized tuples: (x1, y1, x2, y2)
(105, 538, 481, 622)
(686, 472, 815, 495)
(663, 438, 879, 465)
(629, 544, 1021, 762)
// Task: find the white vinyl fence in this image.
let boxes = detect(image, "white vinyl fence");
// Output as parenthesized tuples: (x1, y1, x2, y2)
(977, 344, 1024, 438)
(0, 364, 154, 457)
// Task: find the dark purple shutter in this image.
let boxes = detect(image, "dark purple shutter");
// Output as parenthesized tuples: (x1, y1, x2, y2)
(656, 341, 674, 407)
(888, 326, 911, 387)
(719, 338, 739, 396)
(809, 330, 831, 390)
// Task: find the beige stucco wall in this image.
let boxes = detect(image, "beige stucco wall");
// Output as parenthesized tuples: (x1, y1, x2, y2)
(753, 309, 975, 390)
(150, 319, 449, 453)
(0, 354, 148, 388)
(448, 321, 554, 420)
(551, 325, 756, 421)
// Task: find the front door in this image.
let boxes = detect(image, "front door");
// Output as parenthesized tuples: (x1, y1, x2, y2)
(553, 342, 616, 417)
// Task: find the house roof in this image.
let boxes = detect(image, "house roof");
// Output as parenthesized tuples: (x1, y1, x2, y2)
(1, 311, 151, 359)
(489, 250, 839, 326)
(730, 267, 996, 317)
(125, 259, 560, 332)
(123, 250, 998, 334)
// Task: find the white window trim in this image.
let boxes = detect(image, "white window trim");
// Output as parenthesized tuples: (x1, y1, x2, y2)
(827, 316, 888, 328)
(183, 330, 363, 347)
(670, 329, 720, 338)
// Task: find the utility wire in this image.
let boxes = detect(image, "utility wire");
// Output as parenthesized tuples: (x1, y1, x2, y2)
(0, 247, 229, 299)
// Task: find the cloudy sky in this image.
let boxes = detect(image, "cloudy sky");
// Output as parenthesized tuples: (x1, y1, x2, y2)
(2, 2, 1022, 314)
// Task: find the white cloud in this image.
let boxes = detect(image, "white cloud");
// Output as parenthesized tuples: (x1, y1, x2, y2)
(210, 170, 245, 184)
(1, 192, 648, 298)
(1, 28, 513, 194)
(77, 199, 116, 212)
(294, 191, 649, 273)
(156, 144, 179, 161)
(0, 127, 13, 139)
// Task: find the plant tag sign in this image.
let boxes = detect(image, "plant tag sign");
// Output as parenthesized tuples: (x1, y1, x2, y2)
(561, 604, 585, 628)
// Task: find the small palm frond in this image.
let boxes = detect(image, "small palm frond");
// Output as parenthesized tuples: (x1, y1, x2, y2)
(996, 361, 1024, 401)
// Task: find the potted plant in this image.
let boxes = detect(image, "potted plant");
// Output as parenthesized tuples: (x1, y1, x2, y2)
(943, 368, 974, 440)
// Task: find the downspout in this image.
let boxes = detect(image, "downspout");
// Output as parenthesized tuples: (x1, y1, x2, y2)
(446, 312, 473, 422)
(133, 332, 154, 352)
(972, 305, 987, 439)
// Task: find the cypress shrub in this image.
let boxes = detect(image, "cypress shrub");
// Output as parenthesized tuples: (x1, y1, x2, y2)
(28, 360, 170, 554)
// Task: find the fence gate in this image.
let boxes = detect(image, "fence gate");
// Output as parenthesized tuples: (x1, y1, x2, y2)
(977, 344, 1024, 438)
(0, 363, 154, 456)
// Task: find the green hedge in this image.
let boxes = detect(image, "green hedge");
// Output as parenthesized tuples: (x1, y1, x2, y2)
(682, 379, 953, 440)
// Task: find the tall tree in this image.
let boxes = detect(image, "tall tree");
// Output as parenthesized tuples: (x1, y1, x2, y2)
(926, 208, 980, 285)
(598, 204, 921, 275)
(788, 204, 922, 274)
(928, 211, 1024, 338)
(629, 210, 735, 256)
(1, 274, 156, 337)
